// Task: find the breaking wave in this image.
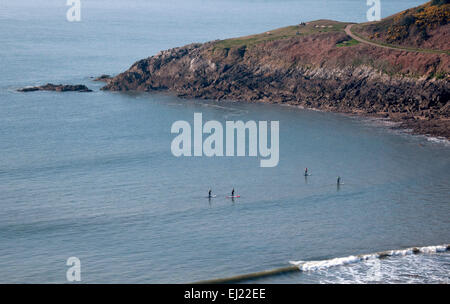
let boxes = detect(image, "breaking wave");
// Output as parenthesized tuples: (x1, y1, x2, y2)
(290, 244, 449, 271)
(194, 244, 449, 284)
(426, 136, 450, 146)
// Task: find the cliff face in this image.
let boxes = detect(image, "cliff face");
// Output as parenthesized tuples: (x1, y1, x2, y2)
(103, 17, 450, 138)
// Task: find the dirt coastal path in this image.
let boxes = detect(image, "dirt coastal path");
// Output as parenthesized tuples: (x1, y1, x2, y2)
(345, 24, 449, 54)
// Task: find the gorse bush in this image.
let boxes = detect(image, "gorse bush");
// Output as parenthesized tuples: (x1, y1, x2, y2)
(386, 1, 449, 43)
(400, 15, 416, 26)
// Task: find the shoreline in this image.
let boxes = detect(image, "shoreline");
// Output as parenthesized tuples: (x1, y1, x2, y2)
(216, 95, 450, 142)
(13, 78, 449, 142)
(102, 37, 448, 141)
(163, 88, 450, 141)
(291, 103, 450, 142)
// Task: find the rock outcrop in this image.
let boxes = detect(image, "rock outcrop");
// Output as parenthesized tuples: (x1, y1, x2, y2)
(92, 74, 112, 82)
(18, 83, 92, 92)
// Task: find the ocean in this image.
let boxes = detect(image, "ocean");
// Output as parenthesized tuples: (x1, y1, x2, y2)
(0, 0, 448, 283)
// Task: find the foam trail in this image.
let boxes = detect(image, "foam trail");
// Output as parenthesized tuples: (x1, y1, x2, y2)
(290, 244, 449, 271)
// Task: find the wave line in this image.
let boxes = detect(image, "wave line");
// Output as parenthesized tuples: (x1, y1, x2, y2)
(191, 244, 449, 284)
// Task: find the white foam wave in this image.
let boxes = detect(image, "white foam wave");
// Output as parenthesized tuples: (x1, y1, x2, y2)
(289, 244, 449, 272)
(426, 137, 450, 146)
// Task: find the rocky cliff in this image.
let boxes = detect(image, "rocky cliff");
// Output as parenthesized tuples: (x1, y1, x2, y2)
(102, 4, 450, 139)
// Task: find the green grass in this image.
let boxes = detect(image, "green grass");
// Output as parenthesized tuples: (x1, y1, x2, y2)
(212, 26, 299, 51)
(212, 21, 349, 52)
(336, 39, 360, 47)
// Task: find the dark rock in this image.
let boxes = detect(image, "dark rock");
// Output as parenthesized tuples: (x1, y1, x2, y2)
(93, 74, 112, 82)
(18, 83, 92, 92)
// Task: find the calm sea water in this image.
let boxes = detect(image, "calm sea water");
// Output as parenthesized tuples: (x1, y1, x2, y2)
(0, 0, 449, 283)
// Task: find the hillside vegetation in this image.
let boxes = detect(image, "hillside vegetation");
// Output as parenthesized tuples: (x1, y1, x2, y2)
(354, 0, 449, 51)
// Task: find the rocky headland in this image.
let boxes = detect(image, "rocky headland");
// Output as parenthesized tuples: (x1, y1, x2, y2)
(102, 1, 449, 138)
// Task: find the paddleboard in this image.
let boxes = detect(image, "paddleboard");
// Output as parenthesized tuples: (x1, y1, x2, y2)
(207, 195, 217, 198)
(227, 196, 241, 198)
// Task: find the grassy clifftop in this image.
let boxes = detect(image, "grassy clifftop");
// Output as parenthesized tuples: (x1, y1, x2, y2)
(212, 0, 449, 54)
(206, 1, 449, 79)
(212, 20, 348, 52)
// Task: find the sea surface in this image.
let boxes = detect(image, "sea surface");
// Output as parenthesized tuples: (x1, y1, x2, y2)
(0, 0, 449, 283)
